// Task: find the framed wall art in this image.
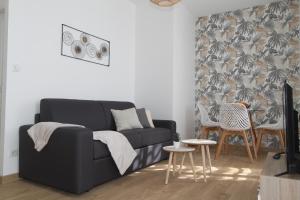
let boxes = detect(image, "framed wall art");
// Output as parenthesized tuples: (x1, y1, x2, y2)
(61, 24, 110, 67)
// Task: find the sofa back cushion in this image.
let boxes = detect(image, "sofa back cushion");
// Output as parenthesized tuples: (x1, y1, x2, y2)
(40, 99, 135, 131)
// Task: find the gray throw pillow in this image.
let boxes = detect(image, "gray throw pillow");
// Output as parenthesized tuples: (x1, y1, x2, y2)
(111, 108, 143, 131)
(136, 108, 152, 128)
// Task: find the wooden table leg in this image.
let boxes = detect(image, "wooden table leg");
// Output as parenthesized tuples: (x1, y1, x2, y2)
(206, 145, 212, 173)
(201, 145, 207, 182)
(188, 152, 197, 182)
(165, 152, 173, 184)
(179, 153, 186, 175)
(172, 153, 177, 176)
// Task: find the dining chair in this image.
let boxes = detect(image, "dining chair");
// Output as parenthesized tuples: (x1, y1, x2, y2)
(255, 116, 284, 153)
(215, 103, 257, 162)
(197, 103, 220, 139)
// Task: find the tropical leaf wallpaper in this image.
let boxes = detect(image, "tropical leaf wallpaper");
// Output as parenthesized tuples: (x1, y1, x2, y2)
(195, 0, 300, 148)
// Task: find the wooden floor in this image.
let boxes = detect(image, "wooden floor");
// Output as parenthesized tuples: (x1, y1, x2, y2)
(0, 147, 267, 200)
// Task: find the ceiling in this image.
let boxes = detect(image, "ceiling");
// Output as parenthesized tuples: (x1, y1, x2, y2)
(183, 0, 276, 17)
(130, 0, 277, 17)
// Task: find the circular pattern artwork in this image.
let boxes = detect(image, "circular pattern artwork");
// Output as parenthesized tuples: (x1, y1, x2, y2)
(63, 31, 74, 46)
(100, 43, 109, 56)
(86, 43, 97, 58)
(61, 25, 110, 66)
(80, 33, 90, 45)
(71, 40, 86, 58)
(95, 50, 103, 60)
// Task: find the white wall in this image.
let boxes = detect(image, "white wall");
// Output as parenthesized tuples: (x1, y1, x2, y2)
(2, 0, 136, 176)
(135, 1, 174, 120)
(172, 3, 195, 139)
(135, 1, 195, 139)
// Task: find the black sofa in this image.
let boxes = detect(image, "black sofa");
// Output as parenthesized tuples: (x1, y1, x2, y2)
(19, 99, 177, 194)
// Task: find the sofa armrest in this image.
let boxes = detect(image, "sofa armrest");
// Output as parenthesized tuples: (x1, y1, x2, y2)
(153, 120, 178, 142)
(19, 125, 94, 194)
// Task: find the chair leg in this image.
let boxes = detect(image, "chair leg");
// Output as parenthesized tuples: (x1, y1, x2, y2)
(278, 130, 285, 151)
(201, 127, 208, 139)
(215, 131, 226, 160)
(250, 130, 257, 160)
(223, 135, 228, 154)
(242, 131, 253, 163)
(256, 129, 263, 154)
(282, 130, 286, 147)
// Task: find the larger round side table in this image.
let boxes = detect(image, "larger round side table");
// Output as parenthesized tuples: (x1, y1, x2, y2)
(163, 145, 196, 184)
(181, 139, 217, 182)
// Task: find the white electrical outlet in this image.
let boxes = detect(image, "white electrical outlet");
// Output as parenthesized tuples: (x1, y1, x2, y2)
(11, 149, 18, 157)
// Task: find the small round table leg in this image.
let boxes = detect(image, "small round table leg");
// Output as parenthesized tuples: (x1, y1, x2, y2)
(172, 153, 177, 176)
(188, 152, 197, 182)
(179, 153, 186, 175)
(165, 152, 173, 184)
(201, 145, 207, 182)
(206, 145, 212, 173)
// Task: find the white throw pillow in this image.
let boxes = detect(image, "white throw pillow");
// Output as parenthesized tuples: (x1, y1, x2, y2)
(111, 108, 143, 131)
(145, 109, 155, 128)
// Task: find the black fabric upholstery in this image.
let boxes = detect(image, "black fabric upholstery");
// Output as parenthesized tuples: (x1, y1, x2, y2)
(40, 99, 106, 131)
(140, 128, 172, 146)
(93, 141, 110, 159)
(19, 125, 94, 194)
(120, 129, 143, 148)
(19, 98, 176, 194)
(153, 120, 178, 141)
(34, 114, 40, 123)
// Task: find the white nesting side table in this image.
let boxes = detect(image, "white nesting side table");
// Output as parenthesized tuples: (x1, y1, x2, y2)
(163, 146, 196, 184)
(181, 139, 217, 182)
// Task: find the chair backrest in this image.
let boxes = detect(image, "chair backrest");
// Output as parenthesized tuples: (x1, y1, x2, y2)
(219, 103, 251, 131)
(197, 102, 210, 124)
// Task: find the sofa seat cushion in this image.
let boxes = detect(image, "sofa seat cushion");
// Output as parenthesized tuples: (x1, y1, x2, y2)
(120, 129, 143, 149)
(93, 128, 172, 160)
(139, 128, 172, 146)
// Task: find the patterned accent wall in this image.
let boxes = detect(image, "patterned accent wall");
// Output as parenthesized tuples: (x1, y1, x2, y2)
(195, 0, 300, 148)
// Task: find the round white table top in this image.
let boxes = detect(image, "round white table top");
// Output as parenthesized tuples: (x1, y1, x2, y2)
(163, 145, 195, 153)
(181, 139, 217, 145)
